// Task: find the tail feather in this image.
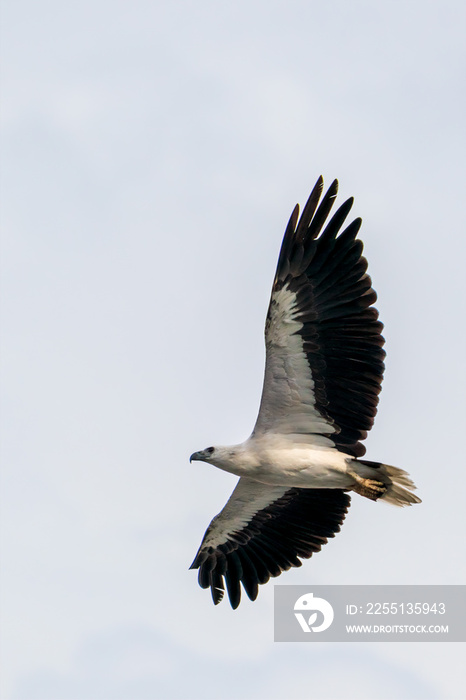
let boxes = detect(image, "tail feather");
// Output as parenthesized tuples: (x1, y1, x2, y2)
(356, 460, 421, 507)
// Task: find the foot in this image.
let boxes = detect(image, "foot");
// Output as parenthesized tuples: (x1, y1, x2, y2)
(347, 470, 387, 501)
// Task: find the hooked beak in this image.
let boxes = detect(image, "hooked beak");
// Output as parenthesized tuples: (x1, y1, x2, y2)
(189, 451, 203, 463)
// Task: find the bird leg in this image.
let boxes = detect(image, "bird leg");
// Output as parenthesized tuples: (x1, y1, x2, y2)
(347, 470, 387, 501)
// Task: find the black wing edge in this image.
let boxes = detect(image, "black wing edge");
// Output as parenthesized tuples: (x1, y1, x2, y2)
(271, 177, 386, 457)
(189, 489, 351, 609)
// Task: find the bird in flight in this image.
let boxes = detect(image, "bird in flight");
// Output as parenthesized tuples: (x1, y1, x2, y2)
(190, 176, 420, 608)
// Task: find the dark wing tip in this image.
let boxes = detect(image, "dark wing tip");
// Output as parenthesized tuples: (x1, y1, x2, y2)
(275, 203, 300, 282)
(295, 176, 325, 239)
(329, 178, 339, 195)
(211, 574, 225, 605)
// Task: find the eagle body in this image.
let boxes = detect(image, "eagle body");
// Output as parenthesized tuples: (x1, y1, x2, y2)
(189, 177, 420, 608)
(191, 439, 352, 488)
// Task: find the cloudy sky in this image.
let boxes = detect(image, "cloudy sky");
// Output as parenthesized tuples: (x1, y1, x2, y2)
(1, 1, 465, 699)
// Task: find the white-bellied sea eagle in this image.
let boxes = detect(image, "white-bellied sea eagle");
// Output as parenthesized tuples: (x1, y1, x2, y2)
(190, 177, 420, 608)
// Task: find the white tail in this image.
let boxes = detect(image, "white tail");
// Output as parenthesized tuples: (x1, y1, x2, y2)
(378, 464, 421, 506)
(354, 460, 421, 507)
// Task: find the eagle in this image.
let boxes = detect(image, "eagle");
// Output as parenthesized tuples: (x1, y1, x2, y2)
(189, 176, 420, 608)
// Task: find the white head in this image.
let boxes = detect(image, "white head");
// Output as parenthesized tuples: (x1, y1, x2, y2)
(189, 445, 246, 476)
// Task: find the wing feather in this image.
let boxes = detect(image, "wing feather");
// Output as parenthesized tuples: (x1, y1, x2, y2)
(190, 478, 350, 608)
(253, 177, 386, 457)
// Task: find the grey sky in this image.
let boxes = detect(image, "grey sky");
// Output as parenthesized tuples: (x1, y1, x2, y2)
(1, 1, 465, 699)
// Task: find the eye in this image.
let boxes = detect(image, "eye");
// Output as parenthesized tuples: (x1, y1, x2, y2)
(206, 447, 214, 455)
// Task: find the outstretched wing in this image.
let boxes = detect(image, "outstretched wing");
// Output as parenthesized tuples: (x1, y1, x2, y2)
(190, 478, 350, 608)
(253, 177, 386, 457)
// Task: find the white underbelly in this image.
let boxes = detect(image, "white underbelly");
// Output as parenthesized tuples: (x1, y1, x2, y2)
(248, 445, 354, 489)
